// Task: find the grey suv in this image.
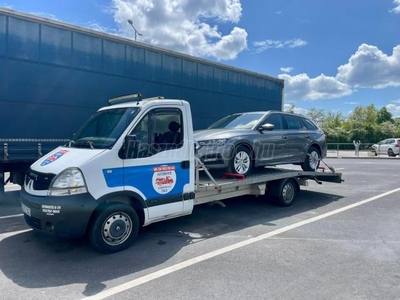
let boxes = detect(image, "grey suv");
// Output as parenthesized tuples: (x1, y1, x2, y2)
(194, 111, 327, 176)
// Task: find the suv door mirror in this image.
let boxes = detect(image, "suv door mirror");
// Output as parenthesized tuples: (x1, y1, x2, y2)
(261, 123, 275, 131)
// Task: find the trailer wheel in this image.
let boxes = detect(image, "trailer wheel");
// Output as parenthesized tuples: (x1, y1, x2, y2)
(270, 178, 298, 207)
(228, 145, 253, 176)
(89, 203, 139, 254)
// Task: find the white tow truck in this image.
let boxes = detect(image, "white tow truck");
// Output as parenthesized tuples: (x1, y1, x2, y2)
(20, 94, 342, 253)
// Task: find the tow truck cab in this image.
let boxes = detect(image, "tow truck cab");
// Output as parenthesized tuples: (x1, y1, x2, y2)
(21, 95, 196, 253)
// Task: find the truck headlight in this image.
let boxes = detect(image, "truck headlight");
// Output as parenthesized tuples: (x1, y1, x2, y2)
(198, 139, 227, 147)
(48, 168, 87, 196)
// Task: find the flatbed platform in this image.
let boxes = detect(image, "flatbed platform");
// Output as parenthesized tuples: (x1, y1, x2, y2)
(194, 166, 343, 205)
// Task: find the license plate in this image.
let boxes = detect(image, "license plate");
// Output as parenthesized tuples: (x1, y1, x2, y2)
(21, 203, 31, 217)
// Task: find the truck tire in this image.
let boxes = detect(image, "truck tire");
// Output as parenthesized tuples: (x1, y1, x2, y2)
(301, 146, 320, 171)
(227, 145, 253, 176)
(269, 178, 298, 207)
(89, 203, 139, 254)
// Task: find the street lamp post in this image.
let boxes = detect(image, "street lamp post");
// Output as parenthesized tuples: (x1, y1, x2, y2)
(127, 19, 142, 41)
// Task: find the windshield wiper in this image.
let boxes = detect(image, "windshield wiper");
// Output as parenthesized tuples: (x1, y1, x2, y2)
(75, 139, 95, 149)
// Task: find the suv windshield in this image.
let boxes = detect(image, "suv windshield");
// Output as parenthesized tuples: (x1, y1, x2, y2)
(68, 107, 139, 149)
(208, 113, 265, 129)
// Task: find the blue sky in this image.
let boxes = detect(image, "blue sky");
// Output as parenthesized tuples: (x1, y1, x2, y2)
(2, 0, 400, 117)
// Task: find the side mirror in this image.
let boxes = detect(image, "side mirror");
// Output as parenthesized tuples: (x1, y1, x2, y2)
(260, 123, 275, 131)
(194, 142, 201, 155)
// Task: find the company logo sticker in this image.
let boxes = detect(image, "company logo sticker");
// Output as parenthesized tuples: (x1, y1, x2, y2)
(41, 150, 69, 166)
(152, 165, 176, 194)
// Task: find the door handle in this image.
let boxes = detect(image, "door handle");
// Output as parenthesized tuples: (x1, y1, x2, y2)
(282, 135, 288, 139)
(305, 135, 310, 138)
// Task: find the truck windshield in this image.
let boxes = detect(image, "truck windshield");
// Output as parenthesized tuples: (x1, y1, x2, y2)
(68, 107, 139, 149)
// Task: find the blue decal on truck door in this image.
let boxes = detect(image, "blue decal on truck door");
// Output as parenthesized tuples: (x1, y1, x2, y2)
(102, 168, 124, 187)
(102, 163, 189, 201)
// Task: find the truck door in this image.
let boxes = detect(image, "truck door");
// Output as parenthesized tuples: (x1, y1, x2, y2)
(121, 106, 191, 221)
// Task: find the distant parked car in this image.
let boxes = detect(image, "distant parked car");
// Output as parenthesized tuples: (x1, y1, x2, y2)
(370, 138, 400, 157)
(194, 111, 327, 176)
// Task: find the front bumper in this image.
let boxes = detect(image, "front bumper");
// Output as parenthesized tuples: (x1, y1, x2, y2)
(20, 188, 98, 238)
(197, 151, 229, 169)
(196, 144, 233, 169)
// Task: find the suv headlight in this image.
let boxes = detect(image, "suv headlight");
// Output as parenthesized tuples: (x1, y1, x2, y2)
(48, 168, 87, 196)
(197, 139, 227, 147)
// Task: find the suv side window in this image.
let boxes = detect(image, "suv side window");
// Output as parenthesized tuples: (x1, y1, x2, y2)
(284, 115, 304, 130)
(263, 113, 284, 130)
(302, 118, 318, 130)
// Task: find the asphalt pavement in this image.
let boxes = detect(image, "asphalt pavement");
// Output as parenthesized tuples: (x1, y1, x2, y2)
(1, 158, 400, 300)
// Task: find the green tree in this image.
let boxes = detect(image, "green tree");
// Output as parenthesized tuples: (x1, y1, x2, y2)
(322, 111, 344, 128)
(376, 107, 392, 124)
(320, 111, 348, 143)
(345, 104, 378, 142)
(377, 121, 398, 139)
(306, 108, 325, 126)
(347, 104, 377, 125)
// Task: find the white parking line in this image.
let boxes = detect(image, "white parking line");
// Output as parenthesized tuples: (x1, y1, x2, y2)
(81, 186, 400, 300)
(0, 214, 23, 220)
(0, 229, 31, 241)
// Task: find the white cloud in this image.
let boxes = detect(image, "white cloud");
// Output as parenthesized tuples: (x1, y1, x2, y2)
(393, 99, 400, 103)
(390, 0, 400, 14)
(111, 0, 247, 60)
(278, 73, 352, 101)
(1, 3, 14, 9)
(33, 12, 58, 20)
(336, 43, 400, 88)
(280, 67, 293, 73)
(85, 21, 119, 34)
(253, 38, 307, 53)
(344, 102, 360, 105)
(277, 43, 400, 102)
(386, 104, 400, 117)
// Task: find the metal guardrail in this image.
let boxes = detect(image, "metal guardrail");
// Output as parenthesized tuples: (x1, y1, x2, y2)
(327, 143, 398, 158)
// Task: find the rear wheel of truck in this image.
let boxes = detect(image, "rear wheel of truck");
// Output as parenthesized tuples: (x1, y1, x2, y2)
(268, 178, 298, 207)
(89, 203, 139, 254)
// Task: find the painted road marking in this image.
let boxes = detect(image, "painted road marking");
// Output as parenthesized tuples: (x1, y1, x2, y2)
(0, 229, 31, 242)
(81, 187, 400, 300)
(0, 214, 23, 220)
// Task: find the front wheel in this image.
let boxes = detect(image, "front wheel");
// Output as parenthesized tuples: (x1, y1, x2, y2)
(227, 145, 253, 176)
(301, 146, 321, 171)
(89, 203, 139, 254)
